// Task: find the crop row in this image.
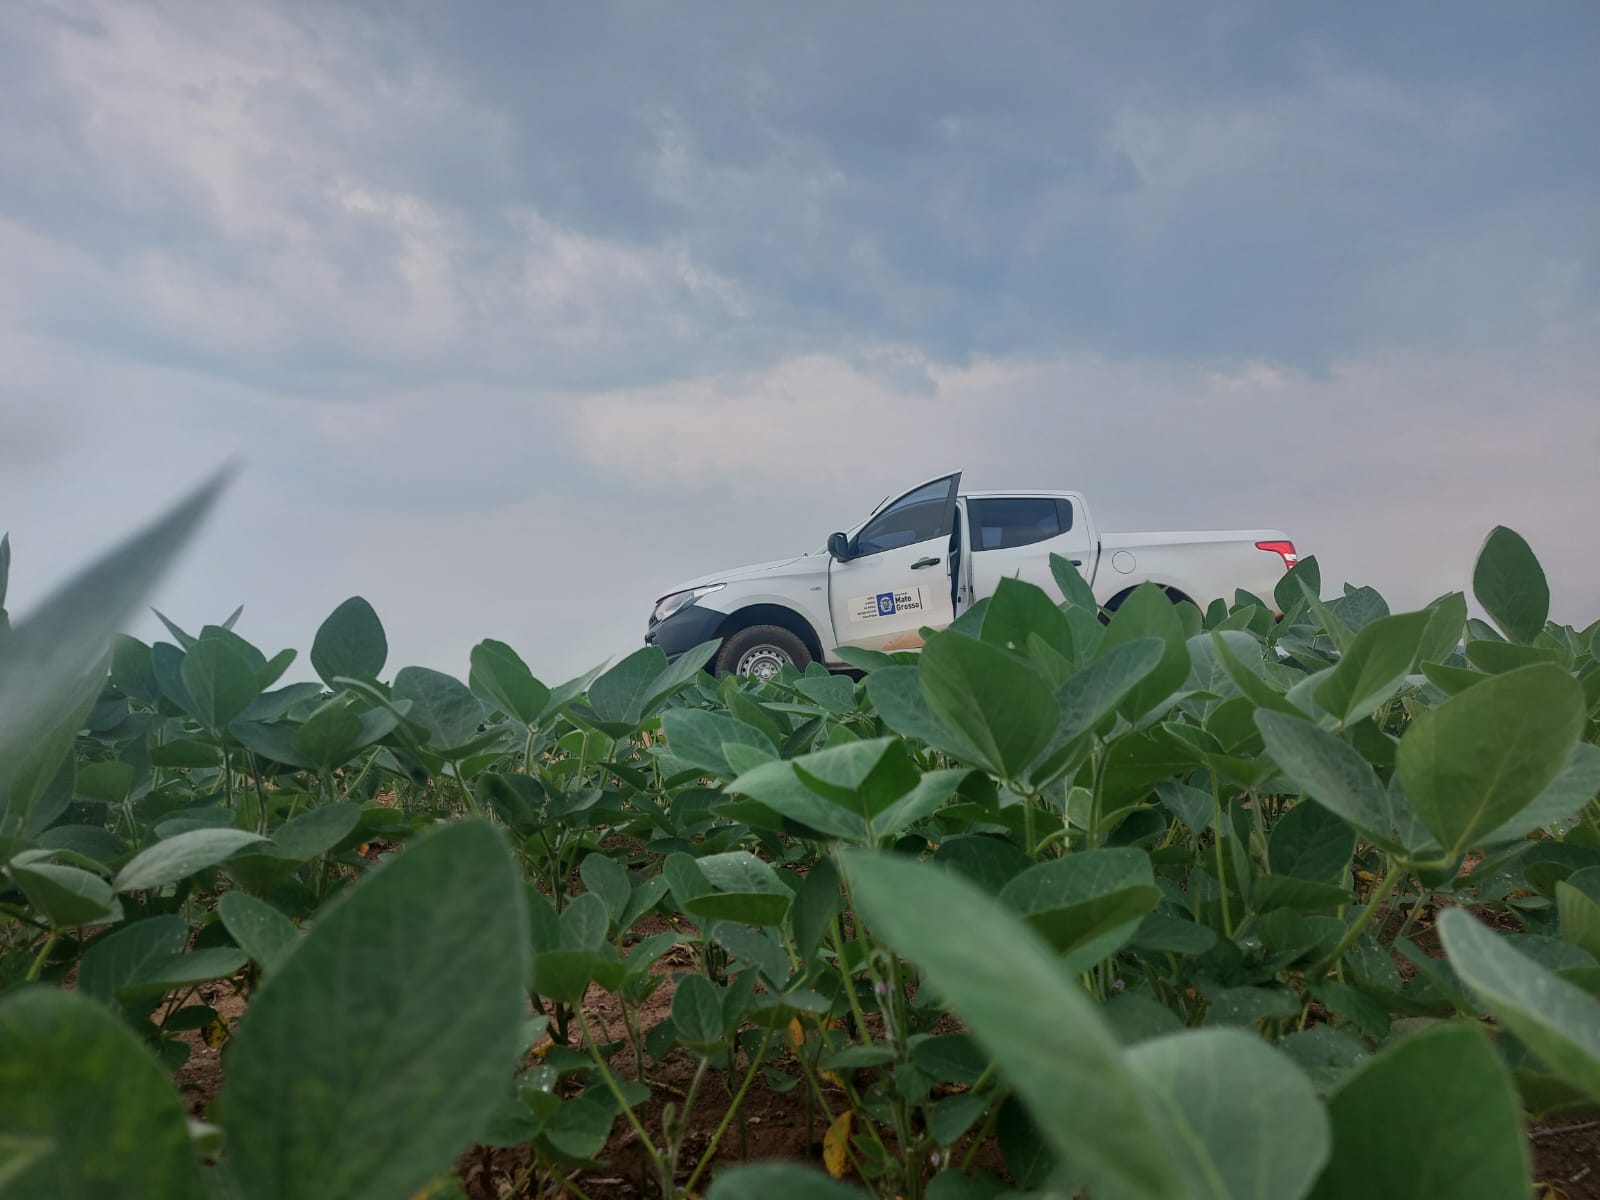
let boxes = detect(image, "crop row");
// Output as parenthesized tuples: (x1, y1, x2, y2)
(1, 478, 1598, 1200)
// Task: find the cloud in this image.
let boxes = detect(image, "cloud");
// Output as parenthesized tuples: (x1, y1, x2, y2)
(1, 0, 1597, 686)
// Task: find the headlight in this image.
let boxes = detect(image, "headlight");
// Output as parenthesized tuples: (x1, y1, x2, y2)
(652, 583, 725, 625)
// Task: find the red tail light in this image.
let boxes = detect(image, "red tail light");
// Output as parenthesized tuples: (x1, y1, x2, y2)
(1256, 540, 1297, 570)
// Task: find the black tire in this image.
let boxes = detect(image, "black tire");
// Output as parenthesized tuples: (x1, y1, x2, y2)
(714, 625, 812, 680)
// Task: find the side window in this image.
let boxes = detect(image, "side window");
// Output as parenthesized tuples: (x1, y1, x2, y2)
(854, 480, 955, 557)
(969, 497, 1066, 552)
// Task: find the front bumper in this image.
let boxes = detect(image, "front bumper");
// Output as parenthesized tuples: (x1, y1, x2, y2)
(645, 604, 728, 662)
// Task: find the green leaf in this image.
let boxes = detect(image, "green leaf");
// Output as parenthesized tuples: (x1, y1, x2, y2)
(1439, 908, 1600, 1104)
(78, 916, 190, 1006)
(1485, 742, 1600, 843)
(310, 597, 387, 687)
(1099, 585, 1190, 721)
(1308, 1024, 1529, 1200)
(998, 849, 1160, 958)
(1556, 880, 1600, 960)
(1050, 551, 1098, 611)
(114, 829, 266, 892)
(661, 708, 776, 780)
(918, 633, 1058, 779)
(1055, 639, 1165, 747)
(840, 848, 1183, 1200)
(706, 1163, 866, 1200)
(222, 821, 529, 1200)
(579, 853, 630, 928)
(1126, 1029, 1329, 1200)
(865, 666, 987, 764)
(468, 639, 550, 725)
(1274, 555, 1321, 620)
(181, 636, 265, 731)
(1312, 611, 1430, 727)
(0, 989, 205, 1199)
(671, 972, 726, 1051)
(1415, 591, 1468, 666)
(1473, 526, 1549, 644)
(1268, 801, 1355, 884)
(392, 667, 487, 756)
(983, 577, 1074, 663)
(7, 861, 120, 927)
(1255, 713, 1399, 852)
(1397, 663, 1585, 859)
(684, 851, 792, 927)
(121, 947, 247, 997)
(583, 647, 666, 726)
(218, 892, 299, 974)
(0, 475, 223, 839)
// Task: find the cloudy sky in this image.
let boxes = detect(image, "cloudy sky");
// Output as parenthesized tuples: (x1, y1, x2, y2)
(2, 1, 1597, 684)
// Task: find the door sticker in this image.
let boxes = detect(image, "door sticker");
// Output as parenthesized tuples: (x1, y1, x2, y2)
(848, 588, 927, 622)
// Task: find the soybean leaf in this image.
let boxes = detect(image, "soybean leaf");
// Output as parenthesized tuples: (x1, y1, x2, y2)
(1126, 1029, 1329, 1200)
(1556, 881, 1600, 959)
(998, 849, 1160, 958)
(0, 476, 222, 839)
(468, 639, 550, 726)
(392, 667, 487, 757)
(1255, 713, 1397, 852)
(579, 853, 631, 928)
(78, 916, 190, 1006)
(1439, 908, 1600, 1103)
(1312, 611, 1431, 727)
(1099, 585, 1190, 721)
(179, 636, 263, 731)
(706, 1163, 866, 1200)
(221, 821, 529, 1200)
(0, 989, 205, 1199)
(1268, 800, 1355, 884)
(218, 892, 300, 974)
(114, 829, 265, 893)
(310, 597, 387, 687)
(1397, 663, 1585, 860)
(661, 708, 776, 780)
(841, 848, 1183, 1200)
(1308, 1024, 1529, 1199)
(8, 861, 121, 927)
(672, 972, 726, 1052)
(1054, 638, 1165, 747)
(1050, 551, 1098, 612)
(918, 634, 1058, 780)
(865, 666, 987, 765)
(1482, 742, 1600, 845)
(1473, 526, 1549, 645)
(983, 577, 1074, 662)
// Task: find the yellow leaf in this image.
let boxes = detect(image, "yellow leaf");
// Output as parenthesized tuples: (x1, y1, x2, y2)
(529, 1041, 552, 1061)
(202, 1018, 228, 1050)
(820, 1069, 844, 1089)
(787, 1017, 805, 1053)
(823, 1109, 853, 1179)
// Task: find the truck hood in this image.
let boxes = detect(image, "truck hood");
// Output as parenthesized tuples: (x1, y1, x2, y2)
(658, 552, 828, 600)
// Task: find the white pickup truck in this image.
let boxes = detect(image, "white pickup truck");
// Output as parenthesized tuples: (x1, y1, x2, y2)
(646, 471, 1297, 679)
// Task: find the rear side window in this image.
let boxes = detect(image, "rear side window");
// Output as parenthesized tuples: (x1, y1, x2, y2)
(969, 497, 1072, 552)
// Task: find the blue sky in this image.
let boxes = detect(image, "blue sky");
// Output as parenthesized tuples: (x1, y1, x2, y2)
(2, 1, 1597, 680)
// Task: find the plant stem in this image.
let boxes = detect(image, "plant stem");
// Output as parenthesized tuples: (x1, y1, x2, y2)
(25, 929, 59, 982)
(1316, 859, 1405, 975)
(574, 1006, 664, 1187)
(683, 1025, 775, 1195)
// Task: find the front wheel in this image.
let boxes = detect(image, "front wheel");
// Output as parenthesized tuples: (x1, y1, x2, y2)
(714, 625, 812, 681)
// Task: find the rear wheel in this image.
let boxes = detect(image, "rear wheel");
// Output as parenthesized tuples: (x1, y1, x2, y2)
(714, 625, 812, 681)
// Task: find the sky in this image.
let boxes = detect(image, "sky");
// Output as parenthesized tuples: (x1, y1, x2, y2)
(2, 1, 1597, 685)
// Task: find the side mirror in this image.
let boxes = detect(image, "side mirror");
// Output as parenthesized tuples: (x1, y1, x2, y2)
(827, 532, 851, 561)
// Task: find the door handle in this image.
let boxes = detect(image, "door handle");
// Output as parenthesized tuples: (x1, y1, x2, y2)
(911, 556, 941, 569)
(1068, 558, 1083, 567)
